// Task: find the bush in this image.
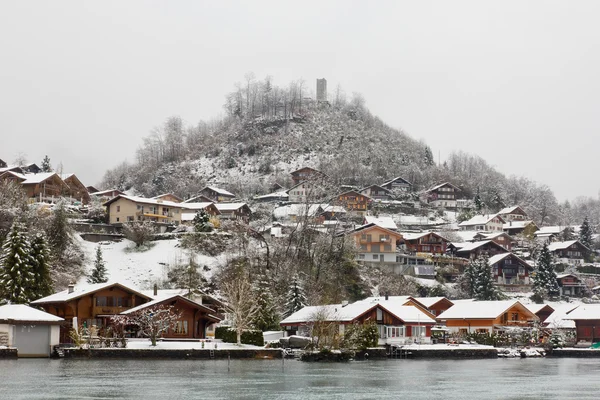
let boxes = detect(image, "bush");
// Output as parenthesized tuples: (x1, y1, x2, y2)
(341, 321, 380, 350)
(215, 327, 264, 346)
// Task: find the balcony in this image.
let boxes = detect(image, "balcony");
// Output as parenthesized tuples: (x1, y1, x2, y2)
(93, 306, 131, 316)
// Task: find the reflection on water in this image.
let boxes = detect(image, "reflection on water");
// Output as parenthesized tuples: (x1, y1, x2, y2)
(1, 358, 600, 399)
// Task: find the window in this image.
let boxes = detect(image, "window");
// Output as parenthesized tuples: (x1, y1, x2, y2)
(116, 217, 120, 222)
(384, 244, 392, 252)
(127, 216, 134, 222)
(376, 308, 383, 321)
(511, 312, 519, 321)
(95, 297, 107, 307)
(373, 254, 379, 260)
(360, 244, 367, 251)
(116, 205, 121, 212)
(412, 326, 426, 337)
(174, 321, 188, 335)
(387, 326, 405, 338)
(358, 254, 365, 259)
(476, 328, 488, 333)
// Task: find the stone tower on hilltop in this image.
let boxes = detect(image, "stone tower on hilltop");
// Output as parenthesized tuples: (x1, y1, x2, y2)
(316, 78, 327, 102)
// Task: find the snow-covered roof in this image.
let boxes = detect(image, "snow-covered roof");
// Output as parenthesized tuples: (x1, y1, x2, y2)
(425, 182, 460, 193)
(497, 206, 525, 215)
(454, 240, 494, 252)
(60, 173, 74, 180)
(273, 204, 325, 219)
(459, 214, 504, 227)
(503, 220, 535, 230)
(322, 205, 347, 214)
(487, 253, 512, 266)
(535, 226, 562, 236)
(205, 186, 235, 197)
(364, 216, 397, 230)
(397, 214, 446, 227)
(547, 240, 579, 251)
(104, 194, 184, 208)
(524, 303, 554, 315)
(180, 202, 215, 211)
(455, 231, 479, 242)
(564, 304, 600, 320)
(0, 304, 64, 323)
(437, 300, 531, 320)
(381, 176, 411, 187)
(2, 171, 62, 185)
(254, 191, 289, 200)
(121, 294, 218, 319)
(31, 282, 151, 304)
(215, 202, 249, 211)
(280, 299, 435, 325)
(544, 304, 579, 328)
(90, 189, 122, 196)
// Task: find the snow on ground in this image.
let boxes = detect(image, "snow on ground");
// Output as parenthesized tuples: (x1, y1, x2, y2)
(401, 343, 494, 350)
(78, 237, 227, 290)
(126, 339, 264, 350)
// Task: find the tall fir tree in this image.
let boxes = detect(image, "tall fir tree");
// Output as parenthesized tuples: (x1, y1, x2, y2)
(579, 216, 594, 253)
(472, 253, 501, 300)
(252, 272, 279, 331)
(0, 222, 36, 304)
(532, 243, 560, 301)
(29, 233, 53, 299)
(88, 246, 108, 284)
(193, 209, 212, 232)
(284, 274, 307, 318)
(40, 155, 52, 172)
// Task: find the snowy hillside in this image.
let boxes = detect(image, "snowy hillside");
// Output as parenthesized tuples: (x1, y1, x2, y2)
(78, 237, 227, 290)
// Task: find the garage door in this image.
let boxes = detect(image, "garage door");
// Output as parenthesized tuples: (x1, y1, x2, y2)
(13, 325, 50, 357)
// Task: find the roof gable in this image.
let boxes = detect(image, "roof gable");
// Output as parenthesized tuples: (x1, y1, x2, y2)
(437, 300, 537, 320)
(350, 223, 403, 238)
(31, 282, 152, 305)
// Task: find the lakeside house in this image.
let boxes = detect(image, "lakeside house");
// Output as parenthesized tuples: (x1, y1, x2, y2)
(556, 273, 587, 297)
(564, 304, 600, 344)
(488, 253, 533, 292)
(280, 296, 436, 345)
(436, 300, 538, 334)
(0, 304, 64, 357)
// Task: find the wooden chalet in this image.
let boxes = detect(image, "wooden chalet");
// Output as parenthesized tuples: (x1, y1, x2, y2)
(524, 304, 555, 324)
(459, 214, 506, 232)
(436, 300, 538, 334)
(280, 296, 436, 345)
(564, 305, 600, 344)
(359, 185, 392, 201)
(556, 273, 587, 297)
(488, 253, 532, 292)
(90, 189, 124, 201)
(198, 186, 235, 202)
(180, 202, 221, 224)
(401, 232, 449, 255)
(350, 223, 403, 264)
(412, 297, 455, 317)
(336, 190, 371, 214)
(421, 182, 462, 208)
(503, 220, 538, 236)
(547, 240, 589, 266)
(86, 185, 100, 194)
(290, 166, 325, 185)
(0, 171, 70, 202)
(121, 294, 221, 339)
(22, 163, 41, 174)
(497, 206, 528, 222)
(152, 193, 183, 203)
(380, 176, 412, 192)
(184, 194, 214, 203)
(450, 240, 508, 259)
(61, 173, 91, 204)
(472, 232, 513, 251)
(214, 203, 251, 222)
(31, 282, 153, 343)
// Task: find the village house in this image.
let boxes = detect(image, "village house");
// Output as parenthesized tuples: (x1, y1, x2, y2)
(86, 185, 100, 194)
(152, 193, 183, 203)
(0, 158, 6, 168)
(556, 273, 587, 297)
(121, 294, 221, 339)
(31, 282, 153, 343)
(0, 171, 70, 203)
(350, 223, 403, 265)
(547, 240, 589, 266)
(254, 190, 289, 203)
(411, 297, 455, 317)
(450, 240, 508, 259)
(364, 216, 398, 230)
(359, 185, 392, 201)
(61, 173, 91, 204)
(436, 300, 538, 334)
(401, 231, 449, 255)
(336, 190, 371, 215)
(421, 182, 461, 208)
(103, 194, 185, 225)
(472, 231, 513, 251)
(524, 304, 555, 324)
(198, 186, 235, 203)
(288, 167, 328, 203)
(180, 202, 221, 225)
(0, 304, 64, 357)
(496, 206, 529, 222)
(503, 220, 538, 236)
(564, 304, 600, 344)
(90, 189, 124, 201)
(214, 203, 252, 222)
(488, 253, 532, 292)
(184, 194, 214, 203)
(280, 297, 436, 345)
(319, 205, 347, 223)
(534, 226, 579, 243)
(380, 176, 412, 192)
(459, 214, 506, 232)
(273, 203, 325, 223)
(290, 166, 325, 186)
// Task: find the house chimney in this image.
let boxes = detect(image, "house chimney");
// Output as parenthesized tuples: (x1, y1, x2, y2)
(385, 293, 389, 301)
(68, 283, 75, 294)
(341, 300, 349, 307)
(153, 283, 158, 297)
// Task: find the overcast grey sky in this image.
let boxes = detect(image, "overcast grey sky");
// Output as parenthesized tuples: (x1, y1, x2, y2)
(1, 1, 598, 200)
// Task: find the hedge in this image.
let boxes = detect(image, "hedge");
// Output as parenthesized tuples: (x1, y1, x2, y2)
(215, 327, 264, 346)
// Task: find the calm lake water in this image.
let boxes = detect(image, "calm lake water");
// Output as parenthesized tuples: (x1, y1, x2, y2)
(1, 358, 599, 399)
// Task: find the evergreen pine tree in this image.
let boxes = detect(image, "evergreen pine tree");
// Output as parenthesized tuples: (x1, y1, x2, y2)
(462, 257, 479, 297)
(532, 243, 559, 301)
(0, 222, 36, 304)
(40, 155, 52, 172)
(29, 233, 54, 299)
(474, 188, 484, 211)
(193, 209, 212, 232)
(88, 246, 108, 284)
(252, 272, 279, 331)
(472, 253, 501, 300)
(284, 274, 307, 318)
(579, 217, 594, 252)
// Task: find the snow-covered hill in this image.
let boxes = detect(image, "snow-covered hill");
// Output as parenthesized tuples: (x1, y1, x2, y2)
(78, 237, 227, 289)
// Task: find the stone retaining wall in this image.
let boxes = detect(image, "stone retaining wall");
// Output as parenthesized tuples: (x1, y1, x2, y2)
(63, 348, 282, 359)
(397, 348, 498, 359)
(550, 348, 600, 358)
